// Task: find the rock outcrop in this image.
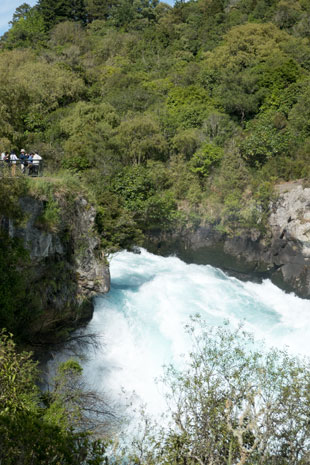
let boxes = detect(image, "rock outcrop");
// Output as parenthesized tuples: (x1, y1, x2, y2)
(147, 181, 310, 299)
(267, 181, 310, 296)
(2, 194, 110, 341)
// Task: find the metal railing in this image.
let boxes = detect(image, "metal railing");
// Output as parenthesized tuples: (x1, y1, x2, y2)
(0, 160, 43, 177)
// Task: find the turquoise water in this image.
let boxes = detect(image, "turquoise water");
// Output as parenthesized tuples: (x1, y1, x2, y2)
(80, 248, 310, 414)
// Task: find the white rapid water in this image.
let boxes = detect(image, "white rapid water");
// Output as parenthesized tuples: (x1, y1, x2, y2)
(79, 248, 310, 415)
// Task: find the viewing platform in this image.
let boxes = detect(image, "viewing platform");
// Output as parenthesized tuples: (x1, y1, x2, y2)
(0, 160, 44, 177)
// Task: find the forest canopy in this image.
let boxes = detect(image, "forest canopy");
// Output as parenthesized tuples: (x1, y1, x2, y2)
(1, 0, 310, 246)
(1, 0, 310, 249)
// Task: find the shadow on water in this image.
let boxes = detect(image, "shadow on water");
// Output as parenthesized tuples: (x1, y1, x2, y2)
(111, 272, 157, 292)
(111, 282, 143, 291)
(145, 239, 295, 294)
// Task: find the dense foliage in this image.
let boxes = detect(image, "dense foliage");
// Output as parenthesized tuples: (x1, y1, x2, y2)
(0, 173, 42, 340)
(0, 331, 111, 464)
(4, 316, 310, 465)
(121, 319, 310, 465)
(1, 0, 310, 247)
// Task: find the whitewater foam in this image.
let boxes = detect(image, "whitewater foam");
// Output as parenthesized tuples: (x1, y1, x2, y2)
(80, 248, 310, 414)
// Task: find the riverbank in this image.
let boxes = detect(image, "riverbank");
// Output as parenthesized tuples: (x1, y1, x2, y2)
(0, 176, 110, 344)
(146, 181, 310, 299)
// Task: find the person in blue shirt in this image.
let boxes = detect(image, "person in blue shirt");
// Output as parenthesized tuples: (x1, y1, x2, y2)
(19, 149, 27, 173)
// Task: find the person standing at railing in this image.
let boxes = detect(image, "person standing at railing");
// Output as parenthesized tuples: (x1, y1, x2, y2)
(27, 152, 34, 175)
(32, 152, 42, 176)
(33, 152, 42, 164)
(19, 149, 27, 173)
(10, 151, 19, 176)
(0, 153, 5, 173)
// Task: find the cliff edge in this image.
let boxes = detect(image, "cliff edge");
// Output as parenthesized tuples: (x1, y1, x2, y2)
(148, 181, 310, 299)
(2, 189, 110, 342)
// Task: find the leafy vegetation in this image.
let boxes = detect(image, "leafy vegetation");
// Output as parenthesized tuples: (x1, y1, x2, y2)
(0, 172, 42, 340)
(0, 331, 111, 464)
(5, 314, 310, 465)
(0, 234, 41, 340)
(119, 318, 310, 465)
(0, 0, 309, 244)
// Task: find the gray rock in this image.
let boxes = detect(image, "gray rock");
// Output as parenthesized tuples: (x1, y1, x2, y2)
(2, 195, 110, 340)
(146, 181, 310, 298)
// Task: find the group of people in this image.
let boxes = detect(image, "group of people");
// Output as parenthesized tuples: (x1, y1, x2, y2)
(0, 149, 43, 176)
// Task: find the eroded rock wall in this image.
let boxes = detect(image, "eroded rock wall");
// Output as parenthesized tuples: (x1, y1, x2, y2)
(147, 181, 310, 299)
(2, 195, 110, 341)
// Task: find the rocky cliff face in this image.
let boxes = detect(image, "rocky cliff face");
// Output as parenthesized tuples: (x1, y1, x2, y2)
(3, 194, 110, 341)
(147, 181, 310, 299)
(267, 181, 310, 296)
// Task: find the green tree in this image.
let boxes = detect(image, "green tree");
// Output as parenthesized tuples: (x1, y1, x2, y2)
(3, 8, 47, 50)
(37, 0, 87, 29)
(240, 110, 291, 167)
(189, 142, 224, 178)
(172, 128, 201, 159)
(0, 235, 40, 338)
(0, 333, 109, 464)
(60, 101, 119, 172)
(201, 111, 238, 147)
(0, 174, 42, 339)
(125, 318, 310, 465)
(43, 359, 114, 435)
(85, 0, 115, 21)
(288, 81, 310, 139)
(0, 330, 39, 415)
(0, 49, 84, 147)
(111, 114, 168, 165)
(109, 164, 178, 231)
(166, 85, 213, 129)
(202, 23, 294, 121)
(108, 0, 159, 30)
(274, 0, 303, 29)
(9, 3, 32, 25)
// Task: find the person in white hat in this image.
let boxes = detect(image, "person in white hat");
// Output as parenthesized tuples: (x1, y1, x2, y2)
(19, 149, 27, 173)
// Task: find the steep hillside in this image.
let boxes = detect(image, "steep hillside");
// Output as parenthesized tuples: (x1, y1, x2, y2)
(0, 173, 109, 343)
(0, 0, 309, 252)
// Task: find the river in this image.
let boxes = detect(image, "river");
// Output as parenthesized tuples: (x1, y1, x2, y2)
(68, 248, 310, 416)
